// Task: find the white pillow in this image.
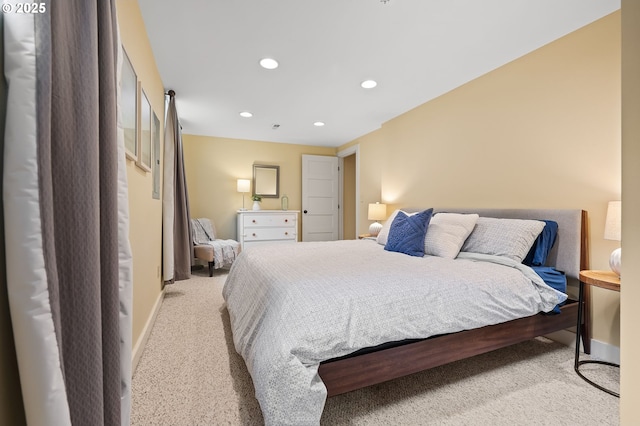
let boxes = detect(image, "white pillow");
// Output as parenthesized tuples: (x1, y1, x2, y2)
(461, 217, 545, 263)
(376, 209, 418, 245)
(424, 213, 479, 258)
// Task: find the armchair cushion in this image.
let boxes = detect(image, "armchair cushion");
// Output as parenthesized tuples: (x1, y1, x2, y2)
(193, 244, 215, 262)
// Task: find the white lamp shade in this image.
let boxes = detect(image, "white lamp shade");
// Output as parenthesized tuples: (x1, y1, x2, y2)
(237, 179, 250, 193)
(604, 201, 621, 241)
(368, 202, 387, 221)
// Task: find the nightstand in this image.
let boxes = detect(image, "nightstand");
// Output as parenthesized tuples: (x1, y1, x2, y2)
(358, 233, 377, 241)
(574, 270, 620, 397)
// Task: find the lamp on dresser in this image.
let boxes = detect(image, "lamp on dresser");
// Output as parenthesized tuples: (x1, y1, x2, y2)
(604, 200, 621, 276)
(237, 179, 251, 211)
(368, 202, 387, 237)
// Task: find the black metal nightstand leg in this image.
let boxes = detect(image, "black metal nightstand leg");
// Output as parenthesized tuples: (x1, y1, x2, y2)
(574, 281, 584, 371)
(574, 280, 620, 398)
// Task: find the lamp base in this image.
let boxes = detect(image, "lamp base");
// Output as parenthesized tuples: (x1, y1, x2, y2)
(609, 247, 621, 276)
(369, 221, 383, 237)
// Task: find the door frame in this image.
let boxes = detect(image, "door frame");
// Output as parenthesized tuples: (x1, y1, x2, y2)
(337, 145, 360, 240)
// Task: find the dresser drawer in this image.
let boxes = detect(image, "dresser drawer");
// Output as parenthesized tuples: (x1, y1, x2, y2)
(242, 227, 296, 242)
(243, 213, 297, 228)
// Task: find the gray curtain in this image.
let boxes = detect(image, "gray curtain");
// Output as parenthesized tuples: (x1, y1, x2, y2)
(162, 91, 192, 283)
(3, 1, 132, 425)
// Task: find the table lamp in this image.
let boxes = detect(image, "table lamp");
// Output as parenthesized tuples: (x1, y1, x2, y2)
(368, 202, 387, 236)
(604, 200, 621, 276)
(237, 179, 251, 211)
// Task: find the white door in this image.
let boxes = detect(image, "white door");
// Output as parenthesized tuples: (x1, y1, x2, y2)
(302, 154, 339, 241)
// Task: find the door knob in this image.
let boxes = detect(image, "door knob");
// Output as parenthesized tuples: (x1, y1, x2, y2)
(303, 210, 308, 214)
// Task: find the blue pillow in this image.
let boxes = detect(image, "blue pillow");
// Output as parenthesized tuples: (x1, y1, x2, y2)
(524, 220, 558, 266)
(384, 209, 433, 257)
(523, 220, 558, 266)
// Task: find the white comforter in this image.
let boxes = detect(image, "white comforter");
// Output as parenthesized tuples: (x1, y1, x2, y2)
(222, 240, 566, 425)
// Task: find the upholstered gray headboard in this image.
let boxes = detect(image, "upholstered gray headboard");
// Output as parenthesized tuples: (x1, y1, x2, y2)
(433, 208, 587, 290)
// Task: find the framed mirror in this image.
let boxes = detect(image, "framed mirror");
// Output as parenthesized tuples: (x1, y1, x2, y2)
(122, 49, 137, 161)
(253, 164, 279, 198)
(137, 86, 152, 172)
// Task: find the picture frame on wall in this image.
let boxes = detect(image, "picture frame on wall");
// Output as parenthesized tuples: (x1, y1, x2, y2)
(152, 111, 161, 199)
(137, 86, 152, 172)
(122, 49, 138, 161)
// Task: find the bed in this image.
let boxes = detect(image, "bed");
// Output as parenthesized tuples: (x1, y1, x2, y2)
(222, 208, 588, 425)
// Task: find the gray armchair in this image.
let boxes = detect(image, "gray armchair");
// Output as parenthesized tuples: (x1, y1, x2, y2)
(191, 218, 240, 276)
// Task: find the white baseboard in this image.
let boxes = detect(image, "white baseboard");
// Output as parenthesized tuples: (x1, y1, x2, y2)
(544, 330, 619, 364)
(590, 339, 620, 364)
(132, 288, 165, 373)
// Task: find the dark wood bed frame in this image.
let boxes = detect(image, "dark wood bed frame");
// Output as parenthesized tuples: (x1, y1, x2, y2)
(318, 210, 589, 397)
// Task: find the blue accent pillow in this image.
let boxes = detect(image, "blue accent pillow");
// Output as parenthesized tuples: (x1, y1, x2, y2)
(384, 209, 433, 257)
(523, 220, 558, 266)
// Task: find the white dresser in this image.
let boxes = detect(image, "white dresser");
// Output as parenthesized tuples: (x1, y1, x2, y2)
(237, 210, 299, 250)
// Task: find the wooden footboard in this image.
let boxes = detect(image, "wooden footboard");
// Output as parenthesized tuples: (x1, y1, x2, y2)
(319, 299, 580, 397)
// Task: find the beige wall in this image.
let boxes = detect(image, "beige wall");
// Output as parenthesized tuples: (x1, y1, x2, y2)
(341, 12, 621, 347)
(342, 128, 387, 225)
(116, 0, 165, 361)
(182, 134, 335, 240)
(621, 1, 640, 423)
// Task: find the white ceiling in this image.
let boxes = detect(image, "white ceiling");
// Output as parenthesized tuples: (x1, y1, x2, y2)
(137, 0, 619, 148)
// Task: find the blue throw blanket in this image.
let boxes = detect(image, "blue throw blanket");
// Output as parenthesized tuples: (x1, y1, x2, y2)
(533, 266, 567, 314)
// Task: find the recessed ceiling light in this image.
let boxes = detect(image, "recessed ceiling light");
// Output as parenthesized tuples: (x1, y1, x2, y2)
(313, 121, 325, 127)
(239, 111, 253, 118)
(259, 58, 279, 69)
(361, 80, 377, 89)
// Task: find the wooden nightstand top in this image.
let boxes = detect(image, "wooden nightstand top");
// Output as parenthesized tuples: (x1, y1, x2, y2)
(579, 270, 620, 292)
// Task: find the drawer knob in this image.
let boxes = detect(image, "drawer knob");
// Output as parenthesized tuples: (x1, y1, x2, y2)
(252, 219, 256, 223)
(252, 233, 256, 237)
(284, 232, 288, 236)
(284, 219, 288, 223)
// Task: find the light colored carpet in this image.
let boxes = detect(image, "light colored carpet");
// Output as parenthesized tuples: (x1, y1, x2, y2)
(131, 270, 619, 425)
